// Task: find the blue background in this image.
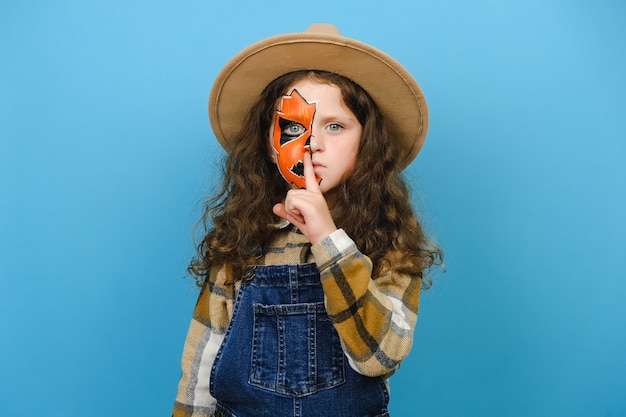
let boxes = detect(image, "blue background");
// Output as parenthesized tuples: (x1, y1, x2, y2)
(1, 1, 625, 416)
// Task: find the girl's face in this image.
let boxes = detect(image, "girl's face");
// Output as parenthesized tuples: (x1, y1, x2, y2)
(270, 79, 362, 194)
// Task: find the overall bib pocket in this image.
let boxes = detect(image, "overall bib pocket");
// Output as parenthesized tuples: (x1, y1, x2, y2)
(249, 301, 346, 397)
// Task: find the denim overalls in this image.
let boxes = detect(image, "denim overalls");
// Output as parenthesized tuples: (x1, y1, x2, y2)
(210, 262, 390, 417)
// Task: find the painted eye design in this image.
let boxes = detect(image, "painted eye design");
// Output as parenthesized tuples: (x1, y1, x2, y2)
(283, 122, 306, 137)
(278, 119, 307, 146)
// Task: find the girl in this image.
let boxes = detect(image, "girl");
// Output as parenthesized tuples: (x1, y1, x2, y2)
(173, 24, 442, 417)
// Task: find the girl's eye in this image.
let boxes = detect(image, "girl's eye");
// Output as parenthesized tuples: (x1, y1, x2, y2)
(283, 123, 306, 137)
(327, 123, 343, 132)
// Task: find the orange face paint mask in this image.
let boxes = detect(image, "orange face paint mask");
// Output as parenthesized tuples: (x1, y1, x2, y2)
(272, 89, 320, 188)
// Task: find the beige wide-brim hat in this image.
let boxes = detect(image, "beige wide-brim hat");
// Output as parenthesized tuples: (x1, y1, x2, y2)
(209, 23, 429, 169)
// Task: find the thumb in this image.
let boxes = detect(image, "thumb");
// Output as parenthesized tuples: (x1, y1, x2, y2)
(273, 202, 305, 231)
(273, 203, 287, 219)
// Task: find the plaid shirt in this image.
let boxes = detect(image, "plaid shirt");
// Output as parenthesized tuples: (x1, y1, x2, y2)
(172, 228, 422, 417)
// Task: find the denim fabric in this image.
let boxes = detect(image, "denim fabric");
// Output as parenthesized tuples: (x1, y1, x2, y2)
(210, 263, 390, 417)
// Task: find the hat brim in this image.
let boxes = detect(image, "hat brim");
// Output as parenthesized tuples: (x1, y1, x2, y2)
(209, 25, 428, 169)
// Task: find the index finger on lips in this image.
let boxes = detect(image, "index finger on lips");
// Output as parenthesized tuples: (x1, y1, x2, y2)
(303, 151, 321, 192)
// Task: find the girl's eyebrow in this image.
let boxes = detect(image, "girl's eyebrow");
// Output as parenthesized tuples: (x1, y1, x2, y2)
(314, 114, 359, 124)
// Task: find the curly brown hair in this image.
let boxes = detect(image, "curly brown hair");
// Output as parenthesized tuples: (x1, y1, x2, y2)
(190, 70, 442, 287)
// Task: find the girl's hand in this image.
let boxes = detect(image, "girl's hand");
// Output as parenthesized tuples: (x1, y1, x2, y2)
(273, 152, 337, 245)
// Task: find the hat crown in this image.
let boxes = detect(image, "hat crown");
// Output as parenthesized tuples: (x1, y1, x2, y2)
(305, 23, 341, 35)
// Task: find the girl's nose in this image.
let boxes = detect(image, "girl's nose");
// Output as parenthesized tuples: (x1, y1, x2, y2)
(309, 129, 323, 152)
(309, 135, 320, 152)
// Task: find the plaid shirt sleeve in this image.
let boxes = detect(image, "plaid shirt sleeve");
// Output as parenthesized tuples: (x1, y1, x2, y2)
(172, 266, 236, 417)
(311, 228, 422, 377)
